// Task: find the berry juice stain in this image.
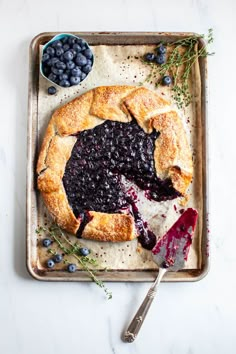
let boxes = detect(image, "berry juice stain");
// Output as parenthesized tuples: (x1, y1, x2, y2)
(152, 208, 198, 264)
(63, 120, 180, 249)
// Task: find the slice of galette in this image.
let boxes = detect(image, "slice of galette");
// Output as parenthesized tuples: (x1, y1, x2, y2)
(37, 86, 193, 249)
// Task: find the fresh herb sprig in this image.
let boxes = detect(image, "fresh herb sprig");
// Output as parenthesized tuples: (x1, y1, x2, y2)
(36, 225, 112, 299)
(143, 29, 214, 109)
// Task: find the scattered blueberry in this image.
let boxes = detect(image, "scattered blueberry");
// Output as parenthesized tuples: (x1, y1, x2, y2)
(42, 238, 52, 247)
(46, 46, 55, 56)
(63, 50, 74, 61)
(47, 259, 55, 268)
(54, 254, 63, 263)
(48, 86, 57, 95)
(79, 247, 90, 256)
(59, 79, 70, 87)
(155, 54, 166, 65)
(157, 45, 166, 55)
(66, 61, 75, 70)
(70, 76, 81, 85)
(145, 53, 155, 62)
(67, 263, 77, 273)
(42, 53, 50, 62)
(83, 48, 93, 59)
(162, 75, 172, 86)
(75, 53, 87, 66)
(82, 64, 92, 74)
(71, 67, 82, 77)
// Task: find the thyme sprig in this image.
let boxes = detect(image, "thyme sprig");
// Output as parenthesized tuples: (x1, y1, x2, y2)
(143, 28, 214, 109)
(36, 225, 112, 299)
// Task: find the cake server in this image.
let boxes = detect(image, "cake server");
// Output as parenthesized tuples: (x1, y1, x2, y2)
(122, 208, 198, 343)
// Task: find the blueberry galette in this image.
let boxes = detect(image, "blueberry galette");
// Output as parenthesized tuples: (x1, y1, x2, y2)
(37, 86, 193, 249)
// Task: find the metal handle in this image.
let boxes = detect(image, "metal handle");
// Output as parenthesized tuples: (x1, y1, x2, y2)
(122, 267, 167, 343)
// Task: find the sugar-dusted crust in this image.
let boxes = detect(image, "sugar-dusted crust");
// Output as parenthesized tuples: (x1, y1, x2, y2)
(83, 212, 136, 242)
(152, 111, 193, 195)
(37, 85, 193, 241)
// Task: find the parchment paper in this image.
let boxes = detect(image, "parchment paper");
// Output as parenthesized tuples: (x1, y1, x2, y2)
(37, 44, 202, 271)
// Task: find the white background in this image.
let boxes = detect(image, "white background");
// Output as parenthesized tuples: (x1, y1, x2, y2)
(0, 0, 235, 353)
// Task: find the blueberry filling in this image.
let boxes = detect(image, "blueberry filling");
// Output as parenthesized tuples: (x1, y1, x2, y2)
(63, 120, 180, 249)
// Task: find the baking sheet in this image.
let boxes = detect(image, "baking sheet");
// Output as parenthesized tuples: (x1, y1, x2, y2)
(27, 32, 209, 281)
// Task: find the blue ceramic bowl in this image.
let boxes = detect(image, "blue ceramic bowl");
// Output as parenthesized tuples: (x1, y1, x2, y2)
(40, 33, 94, 88)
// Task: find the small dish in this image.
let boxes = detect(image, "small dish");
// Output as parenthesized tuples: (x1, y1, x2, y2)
(40, 33, 94, 88)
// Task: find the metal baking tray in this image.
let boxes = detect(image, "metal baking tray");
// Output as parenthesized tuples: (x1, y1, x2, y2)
(27, 32, 209, 282)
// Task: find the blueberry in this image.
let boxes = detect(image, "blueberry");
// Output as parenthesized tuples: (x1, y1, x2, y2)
(56, 48, 64, 57)
(70, 76, 81, 85)
(48, 86, 57, 95)
(47, 259, 55, 268)
(51, 67, 64, 75)
(52, 40, 63, 49)
(75, 53, 87, 66)
(46, 46, 55, 56)
(82, 64, 92, 74)
(59, 73, 69, 80)
(63, 43, 70, 51)
(155, 54, 166, 65)
(54, 254, 63, 263)
(66, 61, 75, 70)
(59, 79, 70, 87)
(79, 247, 90, 256)
(76, 38, 87, 46)
(83, 48, 93, 59)
(162, 75, 172, 86)
(42, 238, 52, 247)
(61, 36, 68, 44)
(55, 61, 66, 69)
(68, 37, 77, 46)
(43, 66, 50, 75)
(86, 59, 92, 66)
(63, 50, 74, 61)
(73, 43, 82, 53)
(42, 53, 50, 62)
(48, 73, 57, 82)
(71, 67, 82, 77)
(157, 45, 166, 55)
(81, 72, 86, 80)
(67, 263, 77, 272)
(144, 53, 155, 62)
(51, 57, 59, 66)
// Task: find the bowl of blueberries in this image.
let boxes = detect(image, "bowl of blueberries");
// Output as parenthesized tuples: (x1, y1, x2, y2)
(41, 33, 94, 94)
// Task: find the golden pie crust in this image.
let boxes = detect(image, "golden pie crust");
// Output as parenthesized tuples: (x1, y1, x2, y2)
(37, 86, 193, 242)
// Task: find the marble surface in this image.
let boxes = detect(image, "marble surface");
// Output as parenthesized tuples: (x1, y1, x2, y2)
(0, 0, 235, 353)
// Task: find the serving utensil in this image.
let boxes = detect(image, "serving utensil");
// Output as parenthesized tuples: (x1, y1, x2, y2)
(122, 208, 198, 343)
